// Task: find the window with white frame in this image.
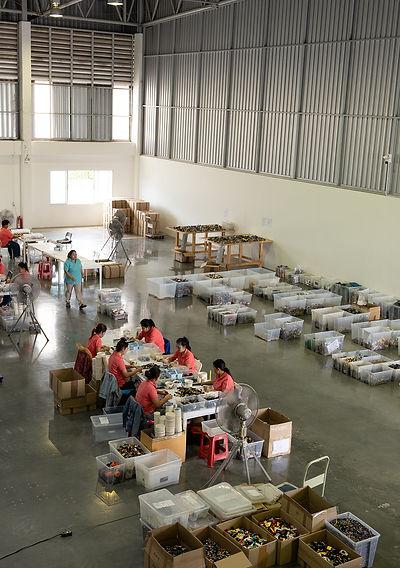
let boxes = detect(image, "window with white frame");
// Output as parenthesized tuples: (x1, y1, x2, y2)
(33, 81, 131, 141)
(50, 170, 112, 205)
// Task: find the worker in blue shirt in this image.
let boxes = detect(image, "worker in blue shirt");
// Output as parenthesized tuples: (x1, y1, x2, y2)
(64, 249, 87, 310)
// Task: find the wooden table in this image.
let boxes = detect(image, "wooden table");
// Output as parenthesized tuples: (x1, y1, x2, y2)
(166, 225, 226, 262)
(205, 234, 273, 270)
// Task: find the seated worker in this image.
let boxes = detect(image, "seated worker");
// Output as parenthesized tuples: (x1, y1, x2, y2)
(164, 336, 196, 373)
(0, 220, 20, 259)
(0, 262, 30, 307)
(86, 323, 107, 358)
(135, 365, 172, 418)
(108, 338, 142, 389)
(136, 318, 165, 353)
(204, 359, 235, 394)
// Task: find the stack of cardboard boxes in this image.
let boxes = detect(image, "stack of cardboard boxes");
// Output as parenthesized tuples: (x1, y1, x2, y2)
(50, 368, 96, 415)
(104, 199, 160, 237)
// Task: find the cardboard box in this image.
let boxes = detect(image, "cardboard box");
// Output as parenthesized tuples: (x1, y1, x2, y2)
(53, 384, 96, 412)
(350, 304, 380, 321)
(140, 429, 186, 462)
(49, 368, 86, 400)
(193, 526, 252, 568)
(281, 488, 338, 532)
(216, 516, 276, 568)
(144, 523, 205, 568)
(175, 252, 195, 263)
(298, 529, 362, 568)
(250, 408, 292, 458)
(251, 508, 308, 565)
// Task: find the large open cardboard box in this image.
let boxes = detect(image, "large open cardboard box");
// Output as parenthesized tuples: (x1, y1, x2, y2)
(49, 368, 85, 400)
(298, 529, 362, 568)
(144, 523, 205, 568)
(281, 487, 338, 532)
(193, 526, 252, 568)
(250, 408, 292, 458)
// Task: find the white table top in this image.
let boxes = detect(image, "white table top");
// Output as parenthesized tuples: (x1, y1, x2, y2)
(26, 242, 104, 270)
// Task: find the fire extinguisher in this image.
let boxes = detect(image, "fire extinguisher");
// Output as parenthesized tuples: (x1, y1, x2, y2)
(16, 216, 22, 229)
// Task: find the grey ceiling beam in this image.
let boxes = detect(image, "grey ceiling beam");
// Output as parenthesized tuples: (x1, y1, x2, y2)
(142, 0, 244, 26)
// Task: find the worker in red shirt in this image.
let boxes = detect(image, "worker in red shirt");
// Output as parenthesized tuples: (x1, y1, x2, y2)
(204, 359, 235, 394)
(135, 365, 172, 418)
(136, 318, 165, 353)
(86, 323, 107, 358)
(0, 254, 5, 276)
(165, 336, 196, 373)
(0, 220, 20, 259)
(108, 338, 142, 388)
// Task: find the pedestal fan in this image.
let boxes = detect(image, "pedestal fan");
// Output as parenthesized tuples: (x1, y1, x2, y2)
(101, 211, 131, 264)
(9, 274, 48, 340)
(205, 383, 272, 487)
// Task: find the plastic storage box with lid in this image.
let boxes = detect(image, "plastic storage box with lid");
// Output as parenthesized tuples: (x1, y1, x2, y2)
(138, 488, 190, 529)
(227, 430, 264, 460)
(254, 322, 281, 342)
(108, 436, 150, 479)
(176, 490, 209, 522)
(325, 512, 380, 568)
(304, 331, 344, 355)
(361, 326, 392, 350)
(147, 277, 177, 299)
(237, 307, 257, 324)
(235, 484, 265, 504)
(90, 414, 126, 443)
(197, 482, 253, 519)
(96, 452, 125, 485)
(97, 288, 122, 304)
(279, 316, 304, 340)
(358, 363, 393, 386)
(135, 449, 182, 491)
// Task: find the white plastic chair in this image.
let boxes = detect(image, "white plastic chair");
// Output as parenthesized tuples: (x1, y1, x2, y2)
(302, 455, 330, 497)
(194, 359, 203, 373)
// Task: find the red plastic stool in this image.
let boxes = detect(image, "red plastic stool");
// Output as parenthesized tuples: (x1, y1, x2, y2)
(38, 257, 52, 280)
(198, 432, 229, 468)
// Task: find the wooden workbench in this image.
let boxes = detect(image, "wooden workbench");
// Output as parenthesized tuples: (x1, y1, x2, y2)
(205, 234, 273, 270)
(167, 224, 226, 262)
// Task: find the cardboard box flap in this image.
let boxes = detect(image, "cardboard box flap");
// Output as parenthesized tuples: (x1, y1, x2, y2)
(257, 408, 291, 425)
(146, 523, 205, 568)
(286, 487, 335, 515)
(215, 552, 251, 568)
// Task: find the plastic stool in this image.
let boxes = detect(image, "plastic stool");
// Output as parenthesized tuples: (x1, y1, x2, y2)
(198, 432, 229, 468)
(38, 257, 52, 279)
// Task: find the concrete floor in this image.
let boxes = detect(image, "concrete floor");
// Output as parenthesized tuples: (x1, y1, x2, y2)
(0, 228, 398, 567)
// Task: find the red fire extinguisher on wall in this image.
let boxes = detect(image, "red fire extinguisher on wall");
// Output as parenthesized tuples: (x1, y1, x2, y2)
(16, 216, 22, 229)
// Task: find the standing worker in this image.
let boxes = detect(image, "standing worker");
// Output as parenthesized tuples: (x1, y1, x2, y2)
(0, 220, 20, 259)
(64, 250, 87, 310)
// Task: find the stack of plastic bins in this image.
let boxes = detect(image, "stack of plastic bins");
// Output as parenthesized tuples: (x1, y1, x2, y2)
(147, 277, 177, 299)
(96, 453, 125, 486)
(236, 307, 257, 324)
(350, 355, 391, 379)
(279, 316, 304, 340)
(361, 327, 392, 350)
(359, 364, 393, 386)
(304, 331, 344, 355)
(227, 430, 264, 460)
(197, 482, 253, 520)
(332, 284, 363, 303)
(332, 350, 374, 374)
(207, 304, 232, 320)
(108, 436, 150, 479)
(135, 449, 182, 491)
(325, 512, 380, 568)
(139, 489, 190, 529)
(231, 290, 252, 306)
(254, 322, 281, 342)
(170, 274, 200, 298)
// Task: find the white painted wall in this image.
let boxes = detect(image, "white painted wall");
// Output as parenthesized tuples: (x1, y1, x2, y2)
(0, 140, 136, 229)
(139, 156, 400, 296)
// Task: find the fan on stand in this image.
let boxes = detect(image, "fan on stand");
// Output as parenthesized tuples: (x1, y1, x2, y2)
(101, 211, 131, 265)
(0, 208, 15, 227)
(205, 383, 272, 487)
(9, 274, 48, 340)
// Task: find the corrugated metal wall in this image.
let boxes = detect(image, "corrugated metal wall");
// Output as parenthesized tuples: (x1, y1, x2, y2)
(142, 0, 400, 195)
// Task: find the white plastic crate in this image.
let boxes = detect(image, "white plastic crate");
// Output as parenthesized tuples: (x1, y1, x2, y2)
(108, 436, 150, 479)
(138, 488, 190, 529)
(280, 316, 304, 340)
(304, 331, 344, 355)
(227, 430, 264, 460)
(361, 326, 392, 350)
(325, 512, 380, 568)
(135, 449, 182, 491)
(384, 359, 400, 379)
(96, 453, 125, 485)
(231, 290, 252, 306)
(176, 490, 209, 521)
(170, 274, 200, 297)
(358, 363, 393, 386)
(201, 419, 224, 437)
(147, 277, 177, 299)
(97, 288, 122, 304)
(90, 414, 126, 443)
